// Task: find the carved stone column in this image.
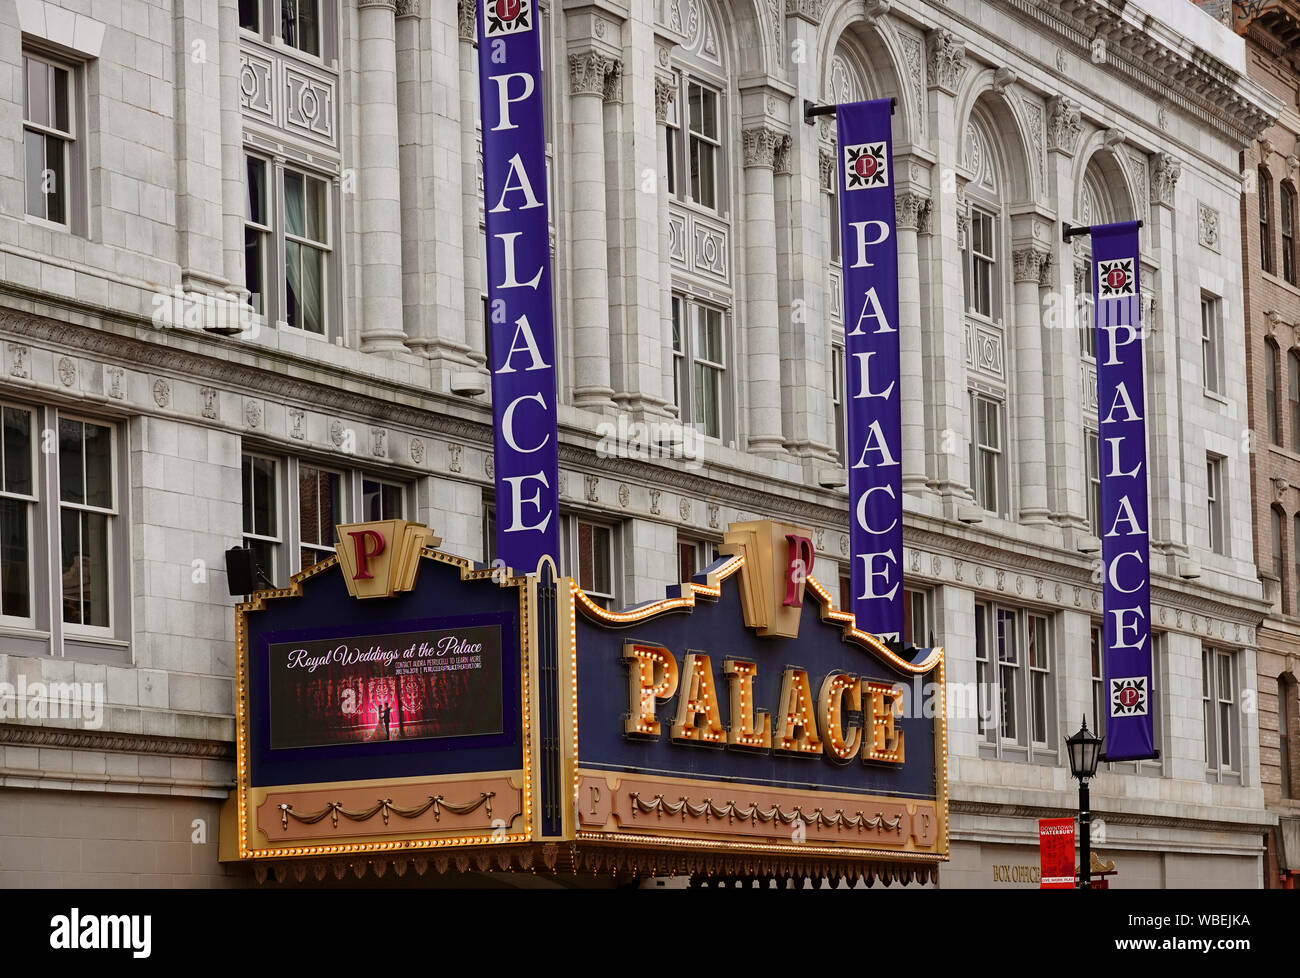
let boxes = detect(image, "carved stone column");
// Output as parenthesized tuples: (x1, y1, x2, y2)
(1013, 245, 1051, 523)
(569, 50, 620, 410)
(456, 0, 487, 373)
(1147, 152, 1187, 559)
(218, 0, 248, 304)
(922, 29, 976, 516)
(357, 0, 407, 351)
(174, 0, 226, 295)
(742, 125, 790, 456)
(896, 191, 929, 494)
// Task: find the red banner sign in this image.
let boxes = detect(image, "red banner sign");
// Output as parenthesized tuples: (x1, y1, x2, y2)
(1039, 818, 1076, 889)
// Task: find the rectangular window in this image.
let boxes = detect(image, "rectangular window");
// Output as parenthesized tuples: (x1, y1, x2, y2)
(297, 464, 340, 569)
(58, 417, 114, 630)
(1206, 455, 1225, 556)
(281, 0, 321, 57)
(903, 588, 929, 648)
(0, 405, 35, 621)
(1201, 296, 1223, 395)
(827, 168, 841, 265)
(971, 393, 1004, 516)
(1261, 171, 1275, 276)
(284, 168, 330, 334)
(241, 454, 279, 582)
(832, 344, 846, 463)
(687, 82, 720, 211)
(676, 536, 714, 584)
(239, 0, 260, 31)
(1090, 626, 1106, 735)
(1281, 681, 1293, 799)
(671, 296, 684, 413)
(977, 602, 1055, 759)
(361, 477, 404, 522)
(1085, 428, 1101, 538)
(1203, 648, 1240, 779)
(245, 156, 270, 315)
(664, 76, 679, 197)
(23, 52, 75, 227)
(1267, 343, 1280, 445)
(573, 519, 614, 606)
(1283, 185, 1297, 286)
(693, 306, 725, 440)
(969, 209, 996, 319)
(996, 607, 1018, 743)
(1027, 614, 1050, 746)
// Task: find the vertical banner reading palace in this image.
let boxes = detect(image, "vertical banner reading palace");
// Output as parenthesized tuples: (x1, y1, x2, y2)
(836, 99, 904, 641)
(477, 0, 561, 573)
(1092, 221, 1155, 761)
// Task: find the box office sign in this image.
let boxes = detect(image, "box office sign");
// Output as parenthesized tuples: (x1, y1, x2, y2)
(568, 520, 948, 861)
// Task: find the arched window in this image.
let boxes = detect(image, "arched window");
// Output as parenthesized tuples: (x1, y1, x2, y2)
(1268, 341, 1281, 444)
(1290, 350, 1300, 452)
(1260, 166, 1275, 275)
(1283, 182, 1296, 286)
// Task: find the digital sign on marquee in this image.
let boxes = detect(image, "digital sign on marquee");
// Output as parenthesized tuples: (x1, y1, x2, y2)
(223, 517, 947, 882)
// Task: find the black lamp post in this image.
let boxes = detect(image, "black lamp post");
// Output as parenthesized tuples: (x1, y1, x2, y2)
(1065, 715, 1104, 889)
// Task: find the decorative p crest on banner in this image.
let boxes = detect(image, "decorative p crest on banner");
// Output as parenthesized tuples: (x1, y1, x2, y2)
(836, 99, 904, 643)
(1090, 220, 1155, 762)
(477, 0, 561, 576)
(334, 520, 438, 599)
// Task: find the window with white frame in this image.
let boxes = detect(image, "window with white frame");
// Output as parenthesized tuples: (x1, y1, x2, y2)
(1085, 428, 1101, 538)
(976, 601, 1056, 760)
(1200, 295, 1223, 395)
(832, 344, 846, 463)
(242, 453, 279, 582)
(23, 50, 80, 229)
(298, 464, 341, 569)
(966, 208, 998, 319)
(284, 168, 331, 334)
(59, 417, 115, 631)
(361, 477, 404, 522)
(686, 81, 720, 212)
(902, 587, 930, 649)
(671, 295, 729, 440)
(1093, 625, 1165, 775)
(970, 393, 1006, 516)
(1206, 454, 1226, 556)
(0, 405, 35, 622)
(244, 155, 271, 315)
(1202, 647, 1241, 782)
(1090, 626, 1106, 735)
(241, 0, 331, 60)
(565, 516, 617, 608)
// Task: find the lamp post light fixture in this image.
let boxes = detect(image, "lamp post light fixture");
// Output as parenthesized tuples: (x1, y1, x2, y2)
(1065, 715, 1104, 889)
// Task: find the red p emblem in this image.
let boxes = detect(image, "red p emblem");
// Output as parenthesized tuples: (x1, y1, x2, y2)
(782, 534, 815, 608)
(348, 529, 386, 580)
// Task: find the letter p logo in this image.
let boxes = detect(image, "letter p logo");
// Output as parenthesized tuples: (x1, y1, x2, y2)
(783, 534, 816, 607)
(348, 529, 386, 580)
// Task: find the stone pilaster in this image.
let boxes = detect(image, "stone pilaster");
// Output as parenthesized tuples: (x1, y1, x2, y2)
(1012, 244, 1052, 523)
(896, 190, 929, 494)
(218, 0, 249, 306)
(741, 124, 789, 456)
(357, 0, 408, 352)
(456, 0, 487, 374)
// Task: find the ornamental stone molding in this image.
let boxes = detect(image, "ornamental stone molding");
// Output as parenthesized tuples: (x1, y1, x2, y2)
(569, 51, 619, 97)
(1045, 95, 1086, 154)
(655, 76, 674, 122)
(992, 66, 1017, 93)
(917, 197, 933, 235)
(0, 723, 234, 760)
(457, 0, 475, 40)
(1149, 152, 1181, 208)
(357, 0, 396, 9)
(395, 0, 420, 16)
(895, 191, 928, 231)
(773, 136, 792, 175)
(742, 126, 785, 169)
(862, 0, 892, 24)
(819, 146, 835, 191)
(925, 29, 966, 95)
(1198, 202, 1220, 251)
(1037, 251, 1055, 288)
(785, 0, 828, 23)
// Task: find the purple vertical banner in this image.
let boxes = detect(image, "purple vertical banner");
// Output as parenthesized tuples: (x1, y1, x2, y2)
(477, 0, 560, 575)
(1092, 221, 1154, 761)
(836, 99, 903, 643)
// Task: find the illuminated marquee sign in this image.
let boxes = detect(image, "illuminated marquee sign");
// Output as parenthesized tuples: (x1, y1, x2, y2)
(568, 520, 947, 870)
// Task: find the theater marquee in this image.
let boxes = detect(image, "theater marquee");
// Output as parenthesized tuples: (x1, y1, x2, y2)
(222, 518, 947, 884)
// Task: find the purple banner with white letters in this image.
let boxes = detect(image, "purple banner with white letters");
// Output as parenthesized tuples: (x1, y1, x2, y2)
(836, 99, 903, 643)
(477, 0, 560, 574)
(1092, 221, 1154, 761)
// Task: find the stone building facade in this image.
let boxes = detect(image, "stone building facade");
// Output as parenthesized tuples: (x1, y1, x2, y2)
(1209, 0, 1300, 889)
(0, 0, 1282, 886)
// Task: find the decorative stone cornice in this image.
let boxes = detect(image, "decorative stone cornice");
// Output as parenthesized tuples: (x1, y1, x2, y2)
(785, 0, 828, 24)
(568, 51, 619, 98)
(994, 0, 1279, 146)
(1012, 247, 1050, 283)
(895, 191, 929, 231)
(1045, 96, 1082, 155)
(654, 76, 674, 123)
(925, 28, 966, 95)
(1149, 151, 1182, 208)
(458, 0, 475, 41)
(0, 723, 234, 759)
(742, 126, 785, 169)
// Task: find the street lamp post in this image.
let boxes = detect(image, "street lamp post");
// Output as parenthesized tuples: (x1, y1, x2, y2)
(1065, 715, 1104, 889)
